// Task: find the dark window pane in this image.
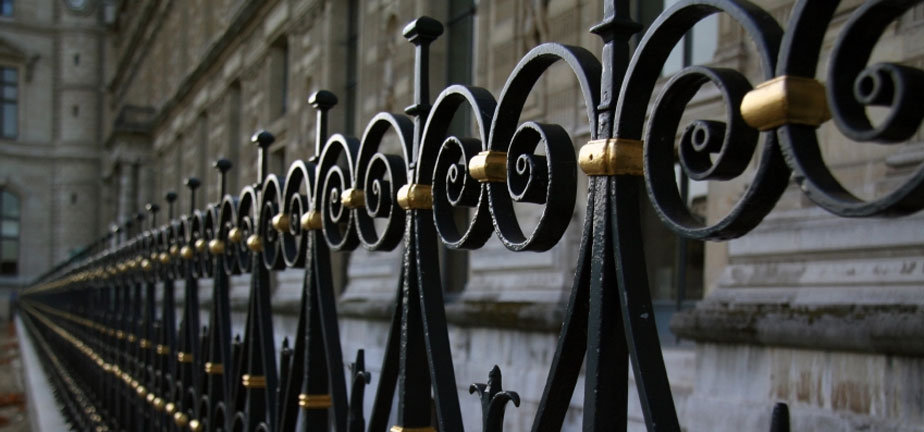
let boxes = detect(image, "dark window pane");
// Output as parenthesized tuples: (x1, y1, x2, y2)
(0, 261, 16, 275)
(2, 84, 15, 100)
(691, 15, 717, 65)
(1, 220, 17, 237)
(2, 68, 16, 82)
(0, 1, 11, 17)
(1, 191, 18, 216)
(2, 103, 16, 137)
(1, 239, 17, 260)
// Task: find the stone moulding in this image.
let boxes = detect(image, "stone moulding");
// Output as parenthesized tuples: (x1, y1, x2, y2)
(671, 301, 924, 356)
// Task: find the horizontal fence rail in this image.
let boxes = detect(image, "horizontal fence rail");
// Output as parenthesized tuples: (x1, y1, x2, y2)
(19, 0, 924, 431)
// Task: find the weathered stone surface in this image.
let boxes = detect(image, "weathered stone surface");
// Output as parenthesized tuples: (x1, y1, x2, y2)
(0, 0, 104, 292)
(682, 343, 924, 431)
(672, 298, 924, 355)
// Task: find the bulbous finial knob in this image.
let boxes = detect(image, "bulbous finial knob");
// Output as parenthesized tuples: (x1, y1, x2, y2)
(251, 130, 275, 149)
(145, 203, 159, 227)
(165, 191, 178, 219)
(402, 16, 443, 44)
(214, 158, 233, 197)
(309, 90, 338, 110)
(185, 177, 201, 214)
(309, 90, 338, 159)
(251, 130, 275, 184)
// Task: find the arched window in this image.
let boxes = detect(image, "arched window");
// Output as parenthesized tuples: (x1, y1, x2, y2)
(0, 188, 19, 275)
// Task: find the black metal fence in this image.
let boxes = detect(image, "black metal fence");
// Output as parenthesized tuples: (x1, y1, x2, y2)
(19, 0, 924, 431)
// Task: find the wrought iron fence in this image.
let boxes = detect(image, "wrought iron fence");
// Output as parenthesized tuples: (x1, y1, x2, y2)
(18, 0, 924, 431)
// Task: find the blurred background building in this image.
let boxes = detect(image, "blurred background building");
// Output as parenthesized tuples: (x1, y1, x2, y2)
(0, 0, 105, 314)
(2, 0, 923, 430)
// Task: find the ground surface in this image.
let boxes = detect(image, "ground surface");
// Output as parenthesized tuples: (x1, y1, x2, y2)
(0, 321, 28, 432)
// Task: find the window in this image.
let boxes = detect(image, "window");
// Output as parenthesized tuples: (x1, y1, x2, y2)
(447, 0, 475, 86)
(1, 67, 17, 139)
(0, 0, 12, 17)
(439, 0, 476, 294)
(633, 0, 717, 76)
(271, 147, 286, 176)
(227, 81, 242, 192)
(632, 0, 714, 345)
(1, 189, 20, 276)
(197, 114, 209, 201)
(344, 0, 359, 135)
(268, 38, 288, 120)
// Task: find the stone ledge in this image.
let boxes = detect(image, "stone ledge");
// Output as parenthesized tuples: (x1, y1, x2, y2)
(671, 301, 924, 356)
(338, 297, 566, 332)
(218, 294, 567, 333)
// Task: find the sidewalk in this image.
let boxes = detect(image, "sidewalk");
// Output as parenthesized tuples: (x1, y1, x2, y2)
(0, 321, 27, 431)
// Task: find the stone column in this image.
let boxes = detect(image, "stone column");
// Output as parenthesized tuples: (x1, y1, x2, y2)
(116, 160, 135, 224)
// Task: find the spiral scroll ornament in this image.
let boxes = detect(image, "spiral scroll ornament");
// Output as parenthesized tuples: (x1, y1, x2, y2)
(418, 85, 497, 250)
(234, 187, 257, 271)
(615, 0, 789, 240)
(776, 0, 924, 217)
(484, 44, 600, 251)
(354, 113, 414, 251)
(260, 175, 287, 270)
(279, 161, 315, 267)
(219, 195, 242, 275)
(318, 134, 360, 251)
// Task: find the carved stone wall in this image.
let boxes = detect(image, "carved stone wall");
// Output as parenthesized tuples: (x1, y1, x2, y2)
(0, 0, 104, 300)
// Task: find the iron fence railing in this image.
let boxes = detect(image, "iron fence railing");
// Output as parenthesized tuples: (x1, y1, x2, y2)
(19, 0, 924, 431)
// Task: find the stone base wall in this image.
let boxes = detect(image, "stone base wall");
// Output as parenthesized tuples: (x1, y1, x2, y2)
(684, 343, 924, 431)
(195, 274, 697, 431)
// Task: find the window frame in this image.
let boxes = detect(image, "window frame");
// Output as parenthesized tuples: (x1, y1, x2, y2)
(0, 66, 19, 139)
(0, 188, 20, 276)
(268, 37, 289, 121)
(0, 0, 12, 18)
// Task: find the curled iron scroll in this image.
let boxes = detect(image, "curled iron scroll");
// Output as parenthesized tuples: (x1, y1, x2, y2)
(355, 112, 414, 251)
(280, 160, 315, 267)
(219, 195, 242, 275)
(185, 210, 210, 278)
(260, 175, 287, 270)
(318, 134, 360, 251)
(486, 43, 599, 251)
(617, 0, 788, 240)
(235, 186, 257, 271)
(777, 0, 924, 217)
(200, 208, 218, 278)
(418, 85, 497, 250)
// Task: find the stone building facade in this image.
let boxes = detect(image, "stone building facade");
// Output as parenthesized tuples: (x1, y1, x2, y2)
(9, 0, 924, 430)
(0, 0, 106, 318)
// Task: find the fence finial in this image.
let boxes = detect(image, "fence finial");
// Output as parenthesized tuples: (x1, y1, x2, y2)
(213, 158, 232, 197)
(309, 90, 337, 160)
(185, 177, 201, 214)
(145, 203, 159, 229)
(403, 16, 443, 161)
(165, 191, 178, 219)
(251, 130, 275, 185)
